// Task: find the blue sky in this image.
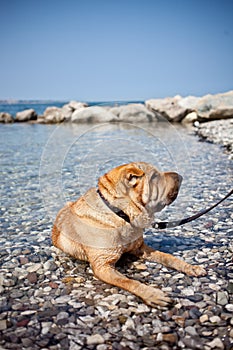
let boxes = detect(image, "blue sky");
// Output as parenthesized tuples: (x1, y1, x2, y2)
(0, 0, 233, 101)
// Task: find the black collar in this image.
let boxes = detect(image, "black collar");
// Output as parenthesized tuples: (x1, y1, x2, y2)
(97, 189, 130, 224)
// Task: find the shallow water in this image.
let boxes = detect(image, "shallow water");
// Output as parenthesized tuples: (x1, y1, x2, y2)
(0, 122, 232, 247)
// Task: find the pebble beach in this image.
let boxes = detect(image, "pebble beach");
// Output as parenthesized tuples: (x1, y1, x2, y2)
(0, 117, 233, 349)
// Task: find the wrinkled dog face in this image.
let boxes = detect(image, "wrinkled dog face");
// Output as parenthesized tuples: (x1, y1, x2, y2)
(123, 162, 183, 214)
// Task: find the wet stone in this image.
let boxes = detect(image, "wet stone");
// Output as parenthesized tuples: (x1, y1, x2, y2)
(207, 338, 225, 349)
(26, 272, 38, 283)
(56, 311, 69, 325)
(86, 334, 105, 345)
(225, 304, 233, 312)
(0, 319, 7, 330)
(216, 291, 229, 305)
(186, 294, 203, 302)
(1, 122, 233, 350)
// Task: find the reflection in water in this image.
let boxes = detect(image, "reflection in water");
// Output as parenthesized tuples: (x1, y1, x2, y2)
(39, 122, 232, 224)
(0, 122, 232, 231)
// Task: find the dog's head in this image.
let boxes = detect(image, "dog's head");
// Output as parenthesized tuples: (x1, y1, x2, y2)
(98, 162, 182, 218)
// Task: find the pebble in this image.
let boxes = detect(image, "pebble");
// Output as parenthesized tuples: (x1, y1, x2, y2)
(26, 272, 38, 283)
(209, 315, 221, 324)
(225, 304, 233, 312)
(86, 334, 105, 345)
(26, 263, 42, 272)
(217, 291, 229, 305)
(196, 118, 233, 158)
(199, 314, 208, 323)
(0, 122, 232, 350)
(0, 320, 7, 330)
(185, 326, 198, 336)
(207, 338, 225, 349)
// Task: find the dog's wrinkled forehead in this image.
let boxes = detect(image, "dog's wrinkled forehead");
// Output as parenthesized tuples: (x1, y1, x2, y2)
(136, 162, 160, 174)
(120, 162, 160, 177)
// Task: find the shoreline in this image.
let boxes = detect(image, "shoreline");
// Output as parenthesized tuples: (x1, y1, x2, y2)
(1, 91, 233, 159)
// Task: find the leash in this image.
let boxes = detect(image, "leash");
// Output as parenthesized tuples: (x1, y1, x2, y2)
(152, 188, 233, 230)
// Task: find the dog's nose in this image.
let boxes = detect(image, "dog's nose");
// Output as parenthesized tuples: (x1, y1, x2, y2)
(178, 174, 183, 185)
(167, 172, 183, 186)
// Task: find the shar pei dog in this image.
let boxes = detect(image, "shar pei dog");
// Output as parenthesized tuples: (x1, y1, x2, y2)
(52, 162, 206, 307)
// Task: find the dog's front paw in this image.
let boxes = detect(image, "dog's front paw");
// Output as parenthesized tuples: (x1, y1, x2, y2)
(185, 264, 206, 277)
(141, 285, 173, 308)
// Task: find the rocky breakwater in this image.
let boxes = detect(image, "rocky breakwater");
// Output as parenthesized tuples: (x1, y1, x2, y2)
(40, 102, 157, 124)
(1, 90, 233, 125)
(1, 91, 233, 156)
(145, 90, 233, 158)
(145, 90, 233, 124)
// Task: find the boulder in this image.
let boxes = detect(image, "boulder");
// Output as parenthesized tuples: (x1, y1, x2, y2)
(61, 101, 87, 121)
(42, 107, 65, 123)
(67, 101, 88, 111)
(195, 91, 233, 121)
(0, 112, 14, 123)
(145, 96, 193, 122)
(146, 91, 233, 123)
(197, 90, 233, 111)
(200, 106, 233, 121)
(182, 111, 198, 124)
(178, 96, 201, 110)
(110, 103, 157, 122)
(15, 109, 37, 122)
(60, 105, 74, 121)
(71, 106, 117, 123)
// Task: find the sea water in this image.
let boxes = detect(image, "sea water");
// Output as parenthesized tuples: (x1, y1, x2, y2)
(0, 118, 232, 233)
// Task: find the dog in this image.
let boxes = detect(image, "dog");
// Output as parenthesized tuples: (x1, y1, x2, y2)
(52, 162, 206, 307)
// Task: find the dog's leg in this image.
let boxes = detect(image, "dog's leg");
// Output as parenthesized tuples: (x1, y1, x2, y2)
(136, 243, 206, 277)
(90, 259, 172, 307)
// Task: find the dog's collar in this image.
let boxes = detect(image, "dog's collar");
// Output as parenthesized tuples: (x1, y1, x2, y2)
(97, 189, 130, 224)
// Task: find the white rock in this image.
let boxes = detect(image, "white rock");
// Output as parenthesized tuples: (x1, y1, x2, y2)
(0, 112, 14, 123)
(0, 320, 7, 330)
(199, 314, 208, 323)
(68, 100, 87, 110)
(55, 295, 70, 304)
(43, 107, 65, 123)
(71, 106, 116, 123)
(182, 111, 198, 124)
(27, 263, 42, 273)
(216, 291, 229, 305)
(209, 315, 221, 323)
(86, 334, 105, 345)
(207, 338, 224, 349)
(122, 317, 135, 331)
(182, 287, 195, 296)
(41, 321, 52, 335)
(111, 103, 156, 122)
(15, 109, 37, 122)
(145, 96, 192, 122)
(225, 303, 233, 312)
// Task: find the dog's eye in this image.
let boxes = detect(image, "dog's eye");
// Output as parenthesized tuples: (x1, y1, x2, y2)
(128, 174, 137, 181)
(127, 174, 140, 187)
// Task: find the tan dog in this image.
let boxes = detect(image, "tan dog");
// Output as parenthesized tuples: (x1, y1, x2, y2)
(52, 162, 206, 307)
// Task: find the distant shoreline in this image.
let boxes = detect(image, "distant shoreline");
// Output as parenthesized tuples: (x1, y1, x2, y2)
(0, 99, 144, 106)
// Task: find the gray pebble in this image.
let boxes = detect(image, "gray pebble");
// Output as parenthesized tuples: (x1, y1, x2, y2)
(216, 291, 229, 305)
(1, 121, 232, 350)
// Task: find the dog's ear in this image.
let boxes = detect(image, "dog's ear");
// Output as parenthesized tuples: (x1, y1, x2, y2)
(125, 165, 144, 187)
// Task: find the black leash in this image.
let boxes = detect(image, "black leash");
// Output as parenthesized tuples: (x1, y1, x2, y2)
(97, 187, 233, 229)
(152, 188, 233, 230)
